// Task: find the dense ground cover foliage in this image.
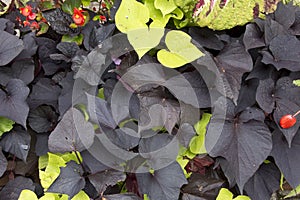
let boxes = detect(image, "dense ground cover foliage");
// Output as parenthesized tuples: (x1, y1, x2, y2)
(0, 0, 300, 200)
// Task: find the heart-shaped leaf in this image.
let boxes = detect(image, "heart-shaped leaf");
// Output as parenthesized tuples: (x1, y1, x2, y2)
(0, 79, 30, 128)
(48, 107, 95, 153)
(0, 30, 24, 66)
(157, 30, 204, 68)
(154, 0, 177, 16)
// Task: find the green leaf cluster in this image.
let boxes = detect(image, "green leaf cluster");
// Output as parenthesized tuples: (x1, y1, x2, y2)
(115, 0, 204, 67)
(0, 116, 14, 137)
(216, 188, 251, 200)
(176, 113, 211, 177)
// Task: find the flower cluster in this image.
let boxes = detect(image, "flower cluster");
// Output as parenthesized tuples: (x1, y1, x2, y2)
(72, 8, 86, 26)
(19, 5, 39, 29)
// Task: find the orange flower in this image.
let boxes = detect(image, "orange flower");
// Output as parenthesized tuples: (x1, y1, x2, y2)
(72, 8, 85, 26)
(27, 12, 36, 20)
(20, 5, 32, 17)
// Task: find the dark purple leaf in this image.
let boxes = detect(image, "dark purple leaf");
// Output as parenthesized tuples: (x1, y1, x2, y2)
(176, 123, 197, 148)
(136, 162, 187, 200)
(214, 39, 253, 104)
(0, 147, 7, 177)
(0, 126, 31, 162)
(0, 176, 35, 200)
(256, 78, 275, 114)
(28, 105, 58, 133)
(262, 35, 300, 71)
(72, 48, 107, 86)
(206, 97, 272, 192)
(274, 2, 296, 30)
(16, 32, 38, 59)
(86, 94, 117, 129)
(28, 78, 61, 110)
(81, 149, 110, 174)
(88, 24, 116, 50)
(56, 42, 79, 58)
(263, 18, 288, 45)
(164, 71, 211, 108)
(138, 134, 178, 170)
(0, 79, 29, 128)
(243, 23, 265, 50)
(105, 128, 140, 151)
(47, 161, 85, 198)
(189, 27, 224, 51)
(244, 163, 280, 200)
(88, 170, 126, 194)
(0, 59, 35, 86)
(181, 173, 224, 199)
(101, 193, 142, 200)
(48, 107, 95, 152)
(270, 129, 300, 188)
(35, 133, 49, 156)
(0, 30, 24, 66)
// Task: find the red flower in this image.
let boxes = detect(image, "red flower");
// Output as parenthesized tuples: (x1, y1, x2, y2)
(23, 20, 30, 27)
(72, 8, 85, 26)
(99, 15, 107, 22)
(20, 5, 32, 17)
(20, 5, 37, 20)
(27, 12, 37, 20)
(30, 21, 39, 29)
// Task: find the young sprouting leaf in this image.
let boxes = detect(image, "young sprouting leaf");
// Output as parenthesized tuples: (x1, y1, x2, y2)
(157, 30, 204, 68)
(154, 0, 177, 16)
(0, 116, 14, 137)
(72, 190, 89, 200)
(206, 97, 272, 192)
(48, 107, 95, 153)
(18, 190, 38, 200)
(61, 34, 84, 46)
(216, 188, 251, 200)
(244, 163, 280, 200)
(0, 30, 24, 66)
(136, 162, 187, 200)
(293, 79, 300, 87)
(62, 0, 81, 15)
(189, 113, 211, 154)
(284, 184, 300, 199)
(88, 170, 126, 194)
(28, 105, 58, 133)
(0, 79, 29, 128)
(0, 176, 35, 200)
(0, 126, 31, 162)
(47, 161, 85, 199)
(0, 147, 7, 177)
(270, 129, 300, 188)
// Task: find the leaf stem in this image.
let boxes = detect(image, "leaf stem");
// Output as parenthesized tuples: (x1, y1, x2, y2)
(0, 85, 8, 95)
(74, 150, 87, 173)
(293, 110, 300, 117)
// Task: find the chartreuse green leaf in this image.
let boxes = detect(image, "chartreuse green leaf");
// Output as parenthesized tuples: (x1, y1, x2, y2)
(61, 0, 81, 15)
(81, 0, 91, 7)
(189, 113, 211, 154)
(97, 88, 105, 99)
(115, 0, 164, 58)
(61, 34, 84, 46)
(0, 116, 14, 137)
(39, 152, 81, 189)
(216, 188, 251, 200)
(157, 30, 204, 68)
(71, 191, 89, 200)
(154, 0, 177, 16)
(284, 184, 300, 199)
(115, 0, 149, 33)
(293, 79, 300, 87)
(18, 190, 38, 200)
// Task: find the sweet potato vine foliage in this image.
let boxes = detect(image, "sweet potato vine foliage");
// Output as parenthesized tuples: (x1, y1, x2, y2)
(1, 0, 300, 200)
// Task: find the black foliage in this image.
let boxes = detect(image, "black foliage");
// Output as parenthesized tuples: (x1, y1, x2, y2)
(1, 2, 300, 200)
